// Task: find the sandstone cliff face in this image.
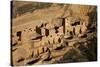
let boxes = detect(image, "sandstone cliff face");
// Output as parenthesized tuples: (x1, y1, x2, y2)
(11, 1, 97, 66)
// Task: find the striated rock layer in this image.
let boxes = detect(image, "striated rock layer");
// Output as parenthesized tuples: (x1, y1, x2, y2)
(11, 1, 97, 66)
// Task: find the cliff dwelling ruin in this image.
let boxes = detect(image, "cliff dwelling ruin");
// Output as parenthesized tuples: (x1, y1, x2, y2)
(11, 1, 97, 66)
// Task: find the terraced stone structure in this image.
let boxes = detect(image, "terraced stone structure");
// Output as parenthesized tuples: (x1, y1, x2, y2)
(11, 1, 97, 66)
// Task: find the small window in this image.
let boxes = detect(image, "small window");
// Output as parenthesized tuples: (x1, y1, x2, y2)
(72, 21, 80, 26)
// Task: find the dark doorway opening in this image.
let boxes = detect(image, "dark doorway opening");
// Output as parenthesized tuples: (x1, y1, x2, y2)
(62, 18, 65, 34)
(45, 29, 49, 36)
(17, 31, 21, 41)
(36, 26, 41, 35)
(72, 21, 80, 26)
